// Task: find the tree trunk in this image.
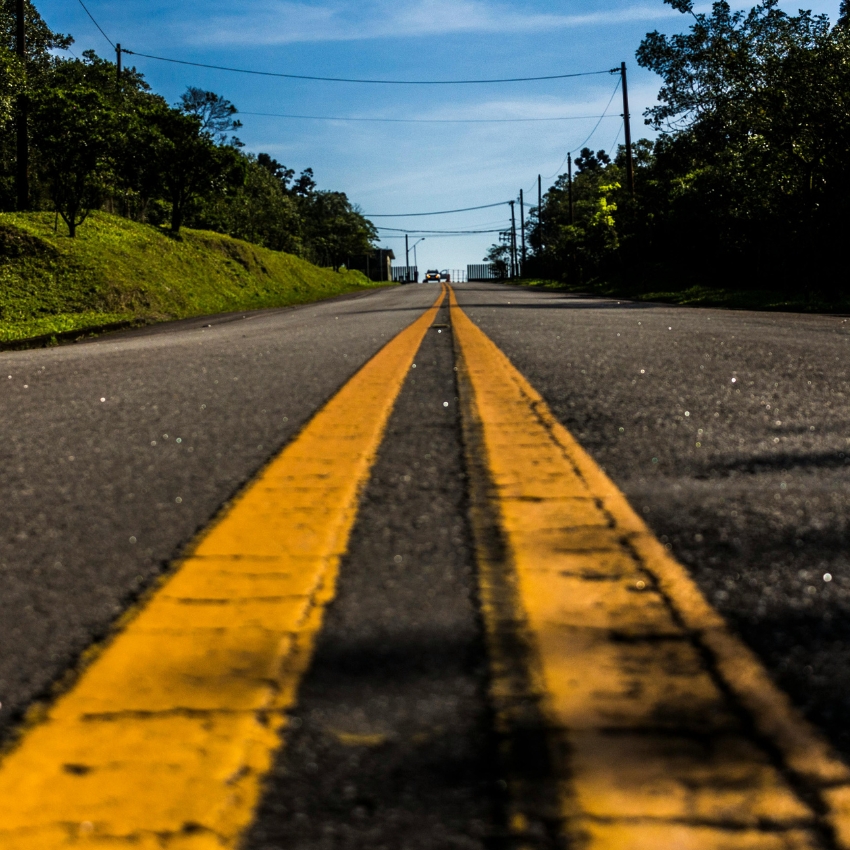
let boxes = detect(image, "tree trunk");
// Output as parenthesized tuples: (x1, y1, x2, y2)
(171, 199, 183, 234)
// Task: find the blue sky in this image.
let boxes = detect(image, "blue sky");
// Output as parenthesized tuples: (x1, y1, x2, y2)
(40, 0, 841, 271)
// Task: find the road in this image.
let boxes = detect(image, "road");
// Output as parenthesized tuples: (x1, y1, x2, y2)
(0, 281, 848, 848)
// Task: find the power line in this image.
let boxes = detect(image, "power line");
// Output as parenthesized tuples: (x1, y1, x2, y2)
(379, 232, 503, 239)
(376, 226, 506, 234)
(366, 202, 508, 218)
(608, 120, 624, 157)
(123, 51, 613, 85)
(75, 0, 115, 49)
(547, 76, 621, 178)
(241, 110, 619, 125)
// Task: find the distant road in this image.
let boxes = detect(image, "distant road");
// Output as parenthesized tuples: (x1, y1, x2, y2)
(1, 281, 848, 848)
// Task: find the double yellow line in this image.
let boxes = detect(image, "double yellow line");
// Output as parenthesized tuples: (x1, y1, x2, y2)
(1, 285, 849, 849)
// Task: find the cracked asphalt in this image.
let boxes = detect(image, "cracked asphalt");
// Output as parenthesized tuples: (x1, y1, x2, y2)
(0, 285, 437, 739)
(1, 279, 849, 844)
(453, 281, 850, 763)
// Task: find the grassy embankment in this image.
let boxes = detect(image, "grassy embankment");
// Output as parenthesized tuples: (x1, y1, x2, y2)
(0, 211, 389, 346)
(516, 278, 850, 314)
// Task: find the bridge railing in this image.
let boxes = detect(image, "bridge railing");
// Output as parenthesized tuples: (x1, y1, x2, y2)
(467, 264, 503, 282)
(391, 266, 418, 283)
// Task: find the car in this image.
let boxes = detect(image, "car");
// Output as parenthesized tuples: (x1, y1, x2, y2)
(440, 271, 451, 282)
(423, 270, 441, 283)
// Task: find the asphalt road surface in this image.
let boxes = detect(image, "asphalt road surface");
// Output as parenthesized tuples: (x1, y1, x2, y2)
(453, 282, 850, 761)
(0, 285, 438, 738)
(1, 280, 849, 847)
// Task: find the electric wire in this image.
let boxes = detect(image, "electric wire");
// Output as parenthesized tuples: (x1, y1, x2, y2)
(75, 0, 115, 49)
(61, 17, 629, 252)
(547, 76, 621, 179)
(608, 120, 624, 157)
(240, 110, 618, 125)
(366, 202, 508, 217)
(122, 51, 613, 85)
(375, 226, 506, 234)
(379, 232, 503, 239)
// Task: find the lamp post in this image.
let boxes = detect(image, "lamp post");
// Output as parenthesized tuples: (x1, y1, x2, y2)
(410, 238, 425, 281)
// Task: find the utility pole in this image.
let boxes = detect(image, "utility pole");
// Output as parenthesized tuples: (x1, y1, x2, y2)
(116, 43, 122, 85)
(405, 233, 410, 282)
(568, 153, 574, 225)
(509, 200, 517, 280)
(15, 0, 28, 211)
(519, 189, 526, 275)
(538, 174, 543, 251)
(620, 61, 635, 196)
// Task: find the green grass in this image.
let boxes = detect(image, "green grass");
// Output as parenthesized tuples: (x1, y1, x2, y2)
(515, 277, 850, 314)
(0, 211, 391, 345)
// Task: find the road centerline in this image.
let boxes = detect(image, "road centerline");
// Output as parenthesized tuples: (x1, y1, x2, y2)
(449, 286, 850, 850)
(242, 297, 502, 848)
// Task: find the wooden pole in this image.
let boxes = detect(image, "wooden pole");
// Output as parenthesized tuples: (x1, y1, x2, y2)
(509, 200, 517, 279)
(538, 174, 543, 251)
(15, 0, 28, 211)
(621, 61, 635, 196)
(519, 189, 526, 275)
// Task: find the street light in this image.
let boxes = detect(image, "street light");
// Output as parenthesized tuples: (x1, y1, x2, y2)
(410, 238, 425, 281)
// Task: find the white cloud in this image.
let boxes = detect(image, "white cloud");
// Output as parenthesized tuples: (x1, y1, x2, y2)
(186, 0, 677, 47)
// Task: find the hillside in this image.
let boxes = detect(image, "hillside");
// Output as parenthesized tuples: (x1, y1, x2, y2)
(0, 212, 388, 345)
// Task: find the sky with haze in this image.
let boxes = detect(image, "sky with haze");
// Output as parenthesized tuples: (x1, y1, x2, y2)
(39, 0, 841, 272)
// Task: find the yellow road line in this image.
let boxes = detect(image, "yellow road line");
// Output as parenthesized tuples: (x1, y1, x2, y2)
(0, 287, 445, 849)
(449, 287, 850, 850)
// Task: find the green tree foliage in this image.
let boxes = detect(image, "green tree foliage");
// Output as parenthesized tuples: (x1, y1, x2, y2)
(29, 52, 166, 235)
(0, 46, 22, 125)
(197, 154, 301, 253)
(153, 105, 244, 234)
(30, 77, 118, 236)
(526, 0, 850, 297)
(636, 0, 850, 289)
(0, 0, 69, 208)
(513, 149, 622, 283)
(0, 11, 376, 258)
(298, 190, 377, 271)
(484, 242, 510, 279)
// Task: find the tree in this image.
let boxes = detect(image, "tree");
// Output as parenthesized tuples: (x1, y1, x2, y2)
(484, 243, 509, 279)
(180, 87, 242, 146)
(38, 51, 167, 222)
(636, 0, 850, 291)
(0, 0, 71, 210)
(256, 153, 294, 189)
(0, 45, 22, 125)
(298, 190, 376, 270)
(153, 104, 244, 234)
(574, 148, 611, 174)
(197, 154, 301, 253)
(0, 0, 71, 67)
(30, 78, 117, 236)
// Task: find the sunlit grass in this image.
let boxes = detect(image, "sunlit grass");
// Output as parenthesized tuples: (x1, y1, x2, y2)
(0, 211, 388, 345)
